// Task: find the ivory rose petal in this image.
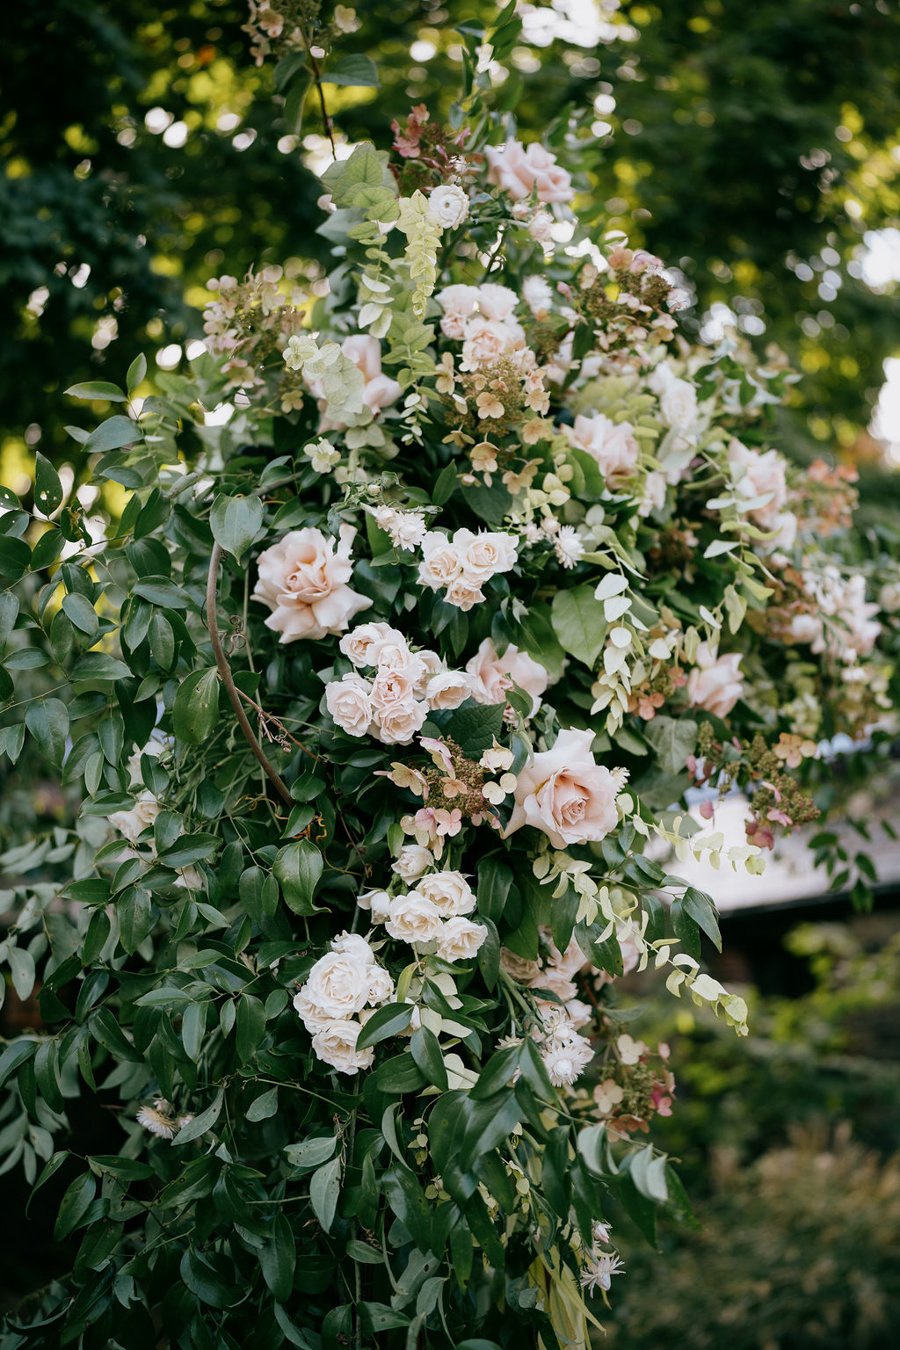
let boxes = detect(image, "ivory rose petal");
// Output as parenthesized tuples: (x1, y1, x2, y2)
(253, 524, 371, 642)
(505, 727, 621, 848)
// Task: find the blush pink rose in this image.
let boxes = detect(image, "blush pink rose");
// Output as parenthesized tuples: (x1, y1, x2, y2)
(485, 140, 574, 204)
(341, 335, 403, 414)
(466, 637, 549, 717)
(563, 413, 640, 488)
(253, 523, 371, 642)
(686, 641, 743, 718)
(505, 727, 621, 848)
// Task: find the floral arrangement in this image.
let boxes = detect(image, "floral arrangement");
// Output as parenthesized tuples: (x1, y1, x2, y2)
(1, 4, 897, 1347)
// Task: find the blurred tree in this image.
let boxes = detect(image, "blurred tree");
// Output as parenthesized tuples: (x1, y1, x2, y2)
(1, 0, 898, 461)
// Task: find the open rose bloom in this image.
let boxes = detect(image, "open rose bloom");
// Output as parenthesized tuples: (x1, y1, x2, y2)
(252, 522, 371, 641)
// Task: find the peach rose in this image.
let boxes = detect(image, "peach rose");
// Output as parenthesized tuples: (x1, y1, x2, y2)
(253, 524, 371, 642)
(686, 641, 743, 718)
(485, 140, 574, 203)
(466, 637, 549, 717)
(505, 727, 621, 848)
(563, 413, 640, 489)
(340, 335, 402, 414)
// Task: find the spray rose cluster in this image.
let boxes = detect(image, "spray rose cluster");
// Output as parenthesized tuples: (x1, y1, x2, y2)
(362, 870, 488, 965)
(293, 934, 395, 1075)
(417, 526, 519, 611)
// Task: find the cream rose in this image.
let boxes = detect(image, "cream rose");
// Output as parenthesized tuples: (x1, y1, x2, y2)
(436, 284, 479, 338)
(485, 140, 574, 204)
(458, 529, 519, 582)
(374, 698, 428, 745)
(652, 365, 698, 431)
(728, 439, 788, 528)
(339, 621, 408, 669)
(425, 670, 473, 710)
(563, 414, 640, 489)
(505, 727, 621, 848)
(418, 533, 464, 591)
(415, 871, 476, 917)
(436, 917, 488, 963)
(392, 845, 434, 881)
(686, 641, 743, 718)
(466, 637, 549, 717)
(428, 184, 469, 229)
(253, 523, 372, 643)
(461, 316, 519, 370)
(109, 791, 161, 844)
(444, 578, 485, 611)
(311, 1020, 375, 1075)
(325, 673, 373, 737)
(370, 669, 416, 714)
(385, 893, 444, 944)
(297, 950, 372, 1021)
(477, 283, 519, 322)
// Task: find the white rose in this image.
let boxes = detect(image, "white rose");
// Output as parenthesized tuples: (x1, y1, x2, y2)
(477, 283, 519, 322)
(339, 621, 407, 668)
(505, 727, 621, 848)
(253, 523, 372, 643)
(428, 184, 470, 229)
(325, 673, 373, 737)
(357, 887, 391, 915)
(370, 669, 417, 714)
(466, 637, 548, 717)
(109, 791, 160, 845)
(444, 578, 486, 611)
(728, 439, 788, 528)
(522, 275, 554, 318)
(563, 414, 640, 489)
(372, 641, 425, 684)
(425, 670, 473, 710)
(436, 917, 488, 963)
(385, 893, 444, 944)
(365, 965, 395, 1006)
(638, 470, 668, 518)
(485, 140, 574, 204)
(310, 1019, 375, 1075)
(418, 533, 464, 591)
(330, 932, 376, 965)
(654, 367, 698, 431)
(879, 581, 900, 614)
(374, 698, 428, 745)
(298, 950, 373, 1021)
(686, 642, 743, 718)
(461, 316, 519, 370)
(436, 284, 480, 339)
(392, 845, 434, 881)
(458, 529, 519, 581)
(415, 871, 476, 916)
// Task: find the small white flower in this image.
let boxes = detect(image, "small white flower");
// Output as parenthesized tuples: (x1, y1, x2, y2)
(554, 525, 584, 570)
(137, 1101, 178, 1140)
(580, 1251, 625, 1295)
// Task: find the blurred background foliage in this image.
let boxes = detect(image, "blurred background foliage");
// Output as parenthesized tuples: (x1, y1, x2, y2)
(2, 0, 899, 493)
(603, 914, 900, 1347)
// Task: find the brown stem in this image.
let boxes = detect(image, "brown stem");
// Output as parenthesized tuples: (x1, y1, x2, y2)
(205, 543, 293, 807)
(301, 28, 336, 159)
